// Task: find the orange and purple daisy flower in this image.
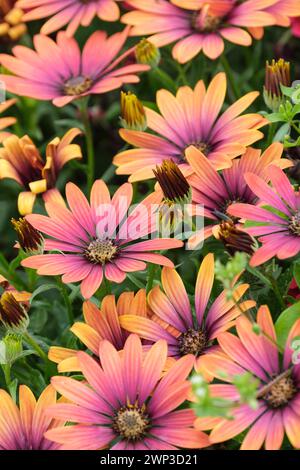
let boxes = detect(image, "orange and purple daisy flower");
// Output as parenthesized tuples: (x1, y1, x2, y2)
(195, 306, 300, 450)
(114, 73, 267, 182)
(120, 254, 255, 370)
(0, 385, 62, 450)
(17, 0, 122, 36)
(0, 27, 149, 107)
(49, 290, 149, 372)
(185, 142, 292, 249)
(21, 180, 183, 299)
(228, 166, 300, 266)
(249, 0, 300, 38)
(0, 98, 16, 143)
(0, 128, 82, 215)
(44, 334, 210, 450)
(122, 0, 278, 62)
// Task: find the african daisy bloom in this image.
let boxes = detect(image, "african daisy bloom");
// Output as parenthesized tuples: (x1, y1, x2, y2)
(0, 98, 16, 143)
(228, 166, 300, 266)
(0, 128, 82, 215)
(0, 28, 149, 107)
(195, 306, 300, 450)
(17, 0, 122, 36)
(45, 334, 210, 450)
(185, 142, 291, 249)
(120, 254, 255, 370)
(21, 180, 183, 299)
(122, 0, 277, 62)
(0, 384, 62, 450)
(49, 290, 148, 372)
(248, 0, 300, 38)
(114, 73, 267, 182)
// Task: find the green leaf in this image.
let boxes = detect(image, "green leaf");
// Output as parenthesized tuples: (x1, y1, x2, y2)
(294, 262, 300, 290)
(127, 274, 146, 290)
(275, 301, 300, 349)
(266, 112, 284, 123)
(280, 84, 294, 98)
(273, 123, 290, 142)
(29, 309, 48, 333)
(30, 284, 58, 304)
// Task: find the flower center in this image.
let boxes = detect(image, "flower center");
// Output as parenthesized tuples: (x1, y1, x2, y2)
(193, 141, 210, 155)
(64, 76, 93, 96)
(263, 376, 297, 409)
(289, 212, 300, 236)
(84, 238, 118, 265)
(113, 405, 150, 441)
(192, 11, 221, 32)
(178, 328, 207, 356)
(183, 141, 210, 162)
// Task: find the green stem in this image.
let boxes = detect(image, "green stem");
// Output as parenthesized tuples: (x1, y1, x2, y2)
(220, 55, 239, 101)
(104, 277, 111, 295)
(56, 277, 74, 325)
(266, 123, 276, 147)
(269, 275, 286, 312)
(23, 332, 48, 363)
(27, 267, 38, 292)
(152, 67, 177, 93)
(247, 265, 286, 312)
(175, 62, 189, 86)
(146, 264, 157, 294)
(101, 164, 116, 183)
(80, 100, 95, 192)
(290, 121, 300, 135)
(2, 364, 11, 389)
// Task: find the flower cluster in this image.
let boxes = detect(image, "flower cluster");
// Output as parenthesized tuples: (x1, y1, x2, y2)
(0, 0, 299, 455)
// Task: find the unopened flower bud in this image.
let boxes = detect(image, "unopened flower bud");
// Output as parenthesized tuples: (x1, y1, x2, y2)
(153, 160, 191, 205)
(264, 58, 291, 112)
(12, 217, 44, 255)
(0, 292, 29, 333)
(135, 39, 161, 68)
(120, 91, 147, 131)
(154, 160, 191, 234)
(213, 220, 255, 256)
(0, 333, 23, 365)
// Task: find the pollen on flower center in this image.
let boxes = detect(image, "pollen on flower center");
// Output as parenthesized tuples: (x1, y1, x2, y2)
(183, 141, 210, 161)
(216, 198, 244, 223)
(192, 12, 221, 32)
(194, 141, 209, 154)
(178, 328, 207, 356)
(64, 76, 93, 96)
(84, 238, 118, 264)
(263, 376, 297, 409)
(113, 404, 150, 441)
(289, 212, 300, 236)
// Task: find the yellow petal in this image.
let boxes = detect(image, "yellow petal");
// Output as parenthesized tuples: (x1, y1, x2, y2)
(29, 179, 47, 194)
(18, 191, 36, 215)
